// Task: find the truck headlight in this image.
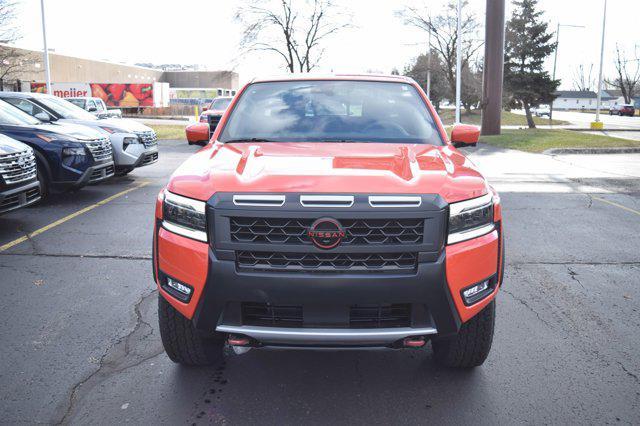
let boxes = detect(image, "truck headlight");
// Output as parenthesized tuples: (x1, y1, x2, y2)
(447, 193, 495, 244)
(162, 191, 207, 242)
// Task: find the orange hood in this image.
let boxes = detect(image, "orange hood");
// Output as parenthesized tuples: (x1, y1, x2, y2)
(166, 142, 489, 203)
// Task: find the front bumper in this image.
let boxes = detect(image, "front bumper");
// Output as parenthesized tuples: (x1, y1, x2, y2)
(154, 225, 502, 348)
(154, 191, 504, 348)
(112, 133, 159, 169)
(53, 161, 115, 189)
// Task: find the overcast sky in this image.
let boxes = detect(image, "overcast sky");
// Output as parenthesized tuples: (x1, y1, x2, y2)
(12, 0, 640, 89)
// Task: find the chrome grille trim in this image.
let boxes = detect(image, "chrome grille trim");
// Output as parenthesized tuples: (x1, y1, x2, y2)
(369, 196, 422, 208)
(0, 149, 37, 184)
(134, 130, 158, 148)
(84, 137, 113, 162)
(300, 195, 354, 208)
(233, 195, 286, 207)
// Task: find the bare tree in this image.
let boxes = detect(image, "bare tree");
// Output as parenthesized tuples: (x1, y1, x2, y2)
(235, 0, 350, 73)
(572, 64, 595, 91)
(605, 44, 640, 103)
(397, 0, 483, 102)
(0, 0, 31, 90)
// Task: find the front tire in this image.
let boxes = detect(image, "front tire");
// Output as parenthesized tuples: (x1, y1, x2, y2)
(158, 295, 225, 366)
(37, 166, 49, 199)
(432, 300, 495, 368)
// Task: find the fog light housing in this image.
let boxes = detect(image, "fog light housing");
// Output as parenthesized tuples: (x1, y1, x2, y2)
(461, 278, 494, 306)
(161, 275, 193, 303)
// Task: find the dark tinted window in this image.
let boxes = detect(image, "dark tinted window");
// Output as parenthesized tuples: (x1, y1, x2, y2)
(219, 80, 443, 145)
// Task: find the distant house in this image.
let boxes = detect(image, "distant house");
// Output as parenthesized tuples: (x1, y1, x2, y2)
(552, 90, 617, 110)
(602, 89, 640, 108)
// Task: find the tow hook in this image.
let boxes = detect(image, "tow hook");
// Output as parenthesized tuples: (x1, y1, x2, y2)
(227, 334, 253, 355)
(402, 336, 426, 348)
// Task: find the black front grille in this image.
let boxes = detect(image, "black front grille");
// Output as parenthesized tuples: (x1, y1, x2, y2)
(208, 115, 222, 131)
(237, 251, 418, 273)
(89, 164, 115, 182)
(242, 302, 303, 327)
(142, 151, 158, 165)
(0, 186, 40, 211)
(349, 304, 411, 328)
(230, 217, 424, 246)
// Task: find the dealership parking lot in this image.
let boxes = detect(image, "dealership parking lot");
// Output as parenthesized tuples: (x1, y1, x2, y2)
(1, 140, 639, 424)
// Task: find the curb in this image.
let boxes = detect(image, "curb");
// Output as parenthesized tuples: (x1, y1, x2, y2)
(544, 147, 640, 155)
(567, 128, 640, 132)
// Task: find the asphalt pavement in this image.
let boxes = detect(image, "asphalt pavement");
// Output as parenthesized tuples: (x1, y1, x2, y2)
(1, 140, 639, 424)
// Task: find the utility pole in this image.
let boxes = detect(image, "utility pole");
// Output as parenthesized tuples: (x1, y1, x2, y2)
(426, 27, 432, 99)
(549, 23, 584, 123)
(593, 0, 608, 128)
(40, 0, 52, 94)
(480, 0, 505, 135)
(455, 0, 462, 124)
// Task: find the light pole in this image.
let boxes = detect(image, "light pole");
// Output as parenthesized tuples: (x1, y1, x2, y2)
(549, 23, 584, 123)
(455, 0, 462, 124)
(593, 0, 608, 128)
(39, 0, 52, 94)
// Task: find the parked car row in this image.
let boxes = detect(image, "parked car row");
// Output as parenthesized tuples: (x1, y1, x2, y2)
(0, 92, 158, 215)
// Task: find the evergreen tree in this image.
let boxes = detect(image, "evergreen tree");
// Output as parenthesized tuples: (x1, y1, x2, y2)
(504, 0, 559, 128)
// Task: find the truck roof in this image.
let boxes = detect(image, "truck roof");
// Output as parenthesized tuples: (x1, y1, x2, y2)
(250, 73, 415, 84)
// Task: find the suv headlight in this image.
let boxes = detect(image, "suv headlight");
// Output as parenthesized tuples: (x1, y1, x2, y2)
(447, 193, 495, 244)
(122, 137, 141, 150)
(162, 191, 207, 242)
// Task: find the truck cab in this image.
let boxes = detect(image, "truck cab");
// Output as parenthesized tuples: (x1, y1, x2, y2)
(66, 96, 122, 119)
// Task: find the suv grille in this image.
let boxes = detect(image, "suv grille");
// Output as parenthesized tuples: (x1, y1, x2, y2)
(85, 137, 113, 162)
(134, 130, 158, 148)
(0, 186, 40, 211)
(237, 251, 418, 273)
(242, 303, 303, 327)
(207, 115, 222, 133)
(0, 149, 37, 185)
(230, 217, 424, 246)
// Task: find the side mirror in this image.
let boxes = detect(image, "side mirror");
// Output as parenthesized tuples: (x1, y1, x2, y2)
(185, 123, 210, 144)
(87, 106, 98, 112)
(202, 106, 208, 112)
(450, 124, 480, 148)
(34, 112, 51, 122)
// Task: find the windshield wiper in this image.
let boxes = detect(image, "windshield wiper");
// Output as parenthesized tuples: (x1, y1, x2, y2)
(224, 138, 275, 143)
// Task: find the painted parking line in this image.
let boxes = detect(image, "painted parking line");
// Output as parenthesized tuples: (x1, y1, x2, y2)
(592, 196, 640, 217)
(0, 181, 150, 253)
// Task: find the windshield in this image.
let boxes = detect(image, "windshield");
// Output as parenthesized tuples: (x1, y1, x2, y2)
(66, 99, 86, 108)
(0, 100, 41, 126)
(210, 98, 232, 111)
(218, 80, 443, 145)
(38, 96, 97, 120)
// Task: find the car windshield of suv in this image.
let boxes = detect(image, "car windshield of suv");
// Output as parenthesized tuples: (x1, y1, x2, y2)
(210, 98, 232, 110)
(38, 96, 97, 120)
(0, 100, 42, 126)
(218, 80, 443, 145)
